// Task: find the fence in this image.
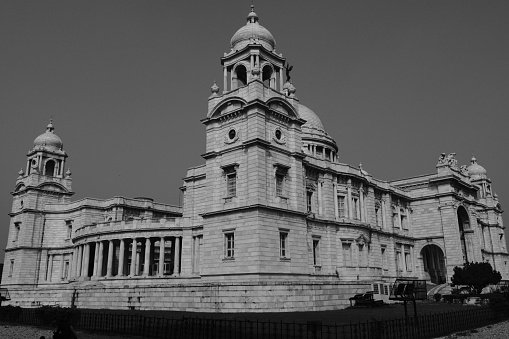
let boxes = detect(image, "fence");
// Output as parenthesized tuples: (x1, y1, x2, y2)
(1, 306, 507, 339)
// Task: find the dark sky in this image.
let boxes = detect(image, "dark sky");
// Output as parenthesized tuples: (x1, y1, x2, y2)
(1, 1, 508, 264)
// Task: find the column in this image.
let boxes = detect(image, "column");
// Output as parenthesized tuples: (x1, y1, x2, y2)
(59, 254, 65, 280)
(106, 240, 114, 277)
(359, 185, 365, 222)
(143, 238, 151, 276)
(223, 66, 227, 93)
(158, 237, 165, 276)
(118, 239, 125, 276)
(93, 242, 100, 277)
(47, 254, 53, 282)
(333, 183, 339, 220)
(82, 244, 90, 277)
(397, 207, 402, 228)
(97, 241, 104, 277)
(317, 181, 323, 215)
(381, 199, 387, 229)
(249, 55, 254, 82)
(347, 180, 353, 219)
(70, 248, 78, 278)
(406, 207, 412, 229)
(279, 68, 283, 90)
(130, 238, 137, 276)
(76, 245, 83, 278)
(174, 237, 181, 275)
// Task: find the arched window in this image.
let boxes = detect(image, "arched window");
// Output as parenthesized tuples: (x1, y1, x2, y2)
(44, 160, 55, 176)
(235, 65, 247, 87)
(262, 65, 273, 87)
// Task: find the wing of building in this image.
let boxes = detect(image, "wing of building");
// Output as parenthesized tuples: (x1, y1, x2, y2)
(2, 6, 507, 312)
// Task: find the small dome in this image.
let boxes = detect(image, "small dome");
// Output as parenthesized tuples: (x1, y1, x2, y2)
(33, 120, 63, 151)
(298, 103, 338, 152)
(230, 6, 276, 52)
(467, 157, 487, 180)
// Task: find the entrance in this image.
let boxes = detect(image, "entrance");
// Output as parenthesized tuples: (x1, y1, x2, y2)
(421, 245, 446, 284)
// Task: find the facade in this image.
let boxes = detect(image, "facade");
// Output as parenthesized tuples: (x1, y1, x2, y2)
(2, 7, 508, 312)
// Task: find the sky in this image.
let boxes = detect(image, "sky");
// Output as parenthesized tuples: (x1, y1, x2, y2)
(1, 0, 508, 265)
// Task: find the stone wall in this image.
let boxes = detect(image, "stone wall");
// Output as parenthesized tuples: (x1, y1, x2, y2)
(3, 280, 371, 312)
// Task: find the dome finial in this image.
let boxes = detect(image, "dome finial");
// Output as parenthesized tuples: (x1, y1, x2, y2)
(247, 3, 258, 23)
(47, 117, 54, 133)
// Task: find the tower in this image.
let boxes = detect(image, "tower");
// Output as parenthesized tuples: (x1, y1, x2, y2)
(3, 120, 73, 285)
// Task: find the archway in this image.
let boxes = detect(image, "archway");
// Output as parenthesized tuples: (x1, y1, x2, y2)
(235, 65, 247, 87)
(44, 160, 55, 176)
(457, 206, 470, 263)
(421, 244, 446, 284)
(262, 65, 273, 88)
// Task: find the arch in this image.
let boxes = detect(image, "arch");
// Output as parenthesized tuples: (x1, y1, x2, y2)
(457, 205, 470, 263)
(14, 183, 26, 192)
(421, 244, 446, 284)
(44, 159, 56, 176)
(36, 182, 68, 193)
(233, 63, 248, 88)
(209, 97, 247, 119)
(266, 97, 299, 118)
(261, 63, 274, 88)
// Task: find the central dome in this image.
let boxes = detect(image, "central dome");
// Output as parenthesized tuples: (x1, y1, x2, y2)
(230, 6, 276, 52)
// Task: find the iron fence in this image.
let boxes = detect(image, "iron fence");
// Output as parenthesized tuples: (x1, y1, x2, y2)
(1, 305, 507, 339)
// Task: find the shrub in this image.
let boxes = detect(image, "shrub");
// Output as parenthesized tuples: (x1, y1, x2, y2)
(451, 262, 502, 295)
(0, 305, 23, 322)
(34, 306, 81, 326)
(433, 293, 442, 302)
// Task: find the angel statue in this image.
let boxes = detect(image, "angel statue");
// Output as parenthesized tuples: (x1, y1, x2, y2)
(284, 61, 293, 82)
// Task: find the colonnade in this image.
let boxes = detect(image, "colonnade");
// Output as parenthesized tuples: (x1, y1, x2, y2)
(68, 236, 182, 280)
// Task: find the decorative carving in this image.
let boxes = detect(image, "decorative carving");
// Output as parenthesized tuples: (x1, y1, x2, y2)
(284, 61, 293, 82)
(437, 152, 458, 169)
(460, 165, 468, 175)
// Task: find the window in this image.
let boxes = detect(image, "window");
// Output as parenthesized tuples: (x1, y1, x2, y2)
(396, 244, 403, 272)
(400, 209, 408, 229)
(358, 244, 368, 267)
(280, 231, 289, 258)
(276, 174, 284, 197)
(392, 206, 399, 228)
(63, 261, 70, 280)
(353, 197, 359, 220)
(312, 238, 320, 266)
(342, 242, 352, 266)
(227, 173, 236, 197)
(66, 221, 73, 239)
(224, 232, 235, 259)
(338, 196, 346, 218)
(9, 259, 14, 276)
(405, 246, 412, 271)
(373, 284, 379, 294)
(381, 246, 387, 270)
(14, 222, 21, 242)
(307, 191, 313, 212)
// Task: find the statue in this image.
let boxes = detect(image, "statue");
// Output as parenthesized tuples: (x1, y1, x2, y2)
(284, 61, 293, 82)
(437, 153, 447, 165)
(447, 153, 458, 168)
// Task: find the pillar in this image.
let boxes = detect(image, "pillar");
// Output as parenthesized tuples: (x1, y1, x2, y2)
(93, 242, 100, 277)
(130, 238, 137, 276)
(47, 254, 53, 282)
(159, 237, 165, 276)
(333, 183, 339, 220)
(381, 199, 387, 229)
(82, 244, 90, 277)
(359, 185, 365, 222)
(97, 241, 104, 277)
(76, 245, 83, 278)
(70, 247, 78, 278)
(347, 180, 353, 219)
(223, 66, 227, 93)
(59, 254, 65, 280)
(143, 238, 151, 276)
(174, 237, 181, 275)
(118, 239, 125, 276)
(317, 181, 323, 215)
(279, 68, 283, 90)
(106, 240, 114, 277)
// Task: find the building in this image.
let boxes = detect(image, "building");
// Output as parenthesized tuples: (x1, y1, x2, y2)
(1, 6, 508, 312)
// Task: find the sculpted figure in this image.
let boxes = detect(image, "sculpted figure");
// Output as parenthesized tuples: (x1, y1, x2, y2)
(438, 153, 446, 165)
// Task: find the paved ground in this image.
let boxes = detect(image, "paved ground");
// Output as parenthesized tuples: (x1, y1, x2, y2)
(435, 319, 509, 338)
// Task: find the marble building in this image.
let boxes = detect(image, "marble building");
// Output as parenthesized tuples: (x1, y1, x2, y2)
(1, 6, 508, 312)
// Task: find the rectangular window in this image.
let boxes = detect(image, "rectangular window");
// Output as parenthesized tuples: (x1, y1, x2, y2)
(396, 244, 403, 272)
(227, 173, 237, 197)
(280, 232, 289, 258)
(224, 232, 235, 259)
(338, 196, 346, 218)
(14, 222, 21, 242)
(373, 283, 379, 294)
(405, 246, 412, 271)
(312, 238, 320, 266)
(307, 191, 313, 212)
(381, 246, 387, 270)
(64, 261, 70, 279)
(353, 198, 359, 220)
(342, 242, 352, 266)
(276, 174, 284, 197)
(9, 259, 14, 276)
(66, 221, 73, 239)
(384, 285, 389, 295)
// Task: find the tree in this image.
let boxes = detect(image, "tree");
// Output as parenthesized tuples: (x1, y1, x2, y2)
(451, 262, 502, 294)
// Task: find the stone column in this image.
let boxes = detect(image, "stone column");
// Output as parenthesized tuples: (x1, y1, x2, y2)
(70, 248, 78, 278)
(82, 244, 90, 277)
(406, 207, 412, 230)
(59, 254, 65, 280)
(317, 181, 323, 215)
(381, 199, 387, 229)
(347, 180, 353, 219)
(143, 238, 151, 276)
(158, 237, 165, 276)
(223, 66, 227, 93)
(174, 237, 181, 275)
(118, 239, 125, 276)
(106, 240, 114, 277)
(359, 185, 365, 222)
(279, 68, 283, 90)
(76, 245, 83, 278)
(47, 254, 53, 282)
(333, 183, 339, 220)
(130, 239, 137, 276)
(93, 242, 100, 277)
(97, 241, 104, 277)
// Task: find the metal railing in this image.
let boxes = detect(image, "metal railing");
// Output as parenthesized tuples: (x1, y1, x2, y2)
(1, 305, 507, 339)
